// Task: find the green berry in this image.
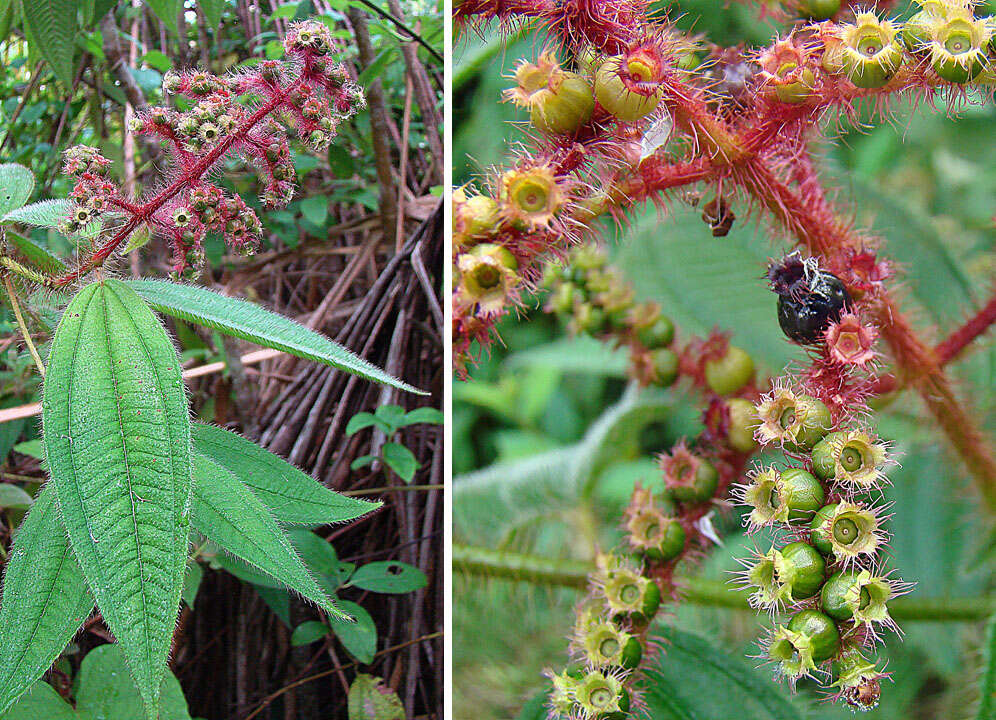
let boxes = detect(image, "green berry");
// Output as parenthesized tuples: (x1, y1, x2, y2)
(638, 315, 675, 349)
(798, 0, 840, 20)
(784, 395, 832, 452)
(650, 348, 680, 387)
(787, 609, 840, 662)
(809, 503, 837, 555)
(620, 636, 643, 669)
(820, 570, 870, 621)
(778, 468, 825, 522)
(668, 456, 719, 504)
(704, 345, 754, 396)
(777, 541, 825, 599)
(725, 398, 758, 453)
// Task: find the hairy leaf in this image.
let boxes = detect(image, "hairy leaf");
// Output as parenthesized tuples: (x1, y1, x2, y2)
(640, 627, 798, 720)
(0, 164, 33, 217)
(17, 0, 77, 87)
(2, 199, 71, 228)
(2, 230, 67, 275)
(144, 0, 180, 35)
(0, 487, 92, 716)
(189, 453, 349, 621)
(0, 682, 76, 720)
(125, 279, 423, 394)
(191, 423, 379, 525)
(42, 280, 193, 719)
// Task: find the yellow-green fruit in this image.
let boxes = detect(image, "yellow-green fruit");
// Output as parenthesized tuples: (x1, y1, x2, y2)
(774, 65, 816, 103)
(725, 398, 758, 453)
(531, 72, 595, 135)
(931, 17, 989, 83)
(650, 348, 680, 387)
(704, 345, 754, 396)
(595, 56, 664, 122)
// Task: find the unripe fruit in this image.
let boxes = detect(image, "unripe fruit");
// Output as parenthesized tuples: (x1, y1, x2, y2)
(725, 398, 758, 453)
(838, 14, 905, 89)
(930, 16, 991, 83)
(650, 348, 679, 387)
(594, 55, 664, 122)
(506, 51, 595, 135)
(811, 430, 887, 488)
(798, 0, 840, 20)
(820, 570, 870, 621)
(637, 315, 674, 349)
(704, 345, 754, 396)
(773, 64, 816, 104)
(756, 389, 832, 451)
(809, 503, 838, 555)
(776, 541, 826, 599)
(778, 468, 825, 522)
(787, 609, 840, 662)
(666, 454, 719, 503)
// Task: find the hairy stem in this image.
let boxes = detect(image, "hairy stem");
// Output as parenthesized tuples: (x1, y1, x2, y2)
(934, 290, 996, 367)
(2, 275, 46, 377)
(454, 545, 996, 622)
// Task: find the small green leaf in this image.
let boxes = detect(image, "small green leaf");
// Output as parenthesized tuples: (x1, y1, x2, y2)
(199, 0, 224, 28)
(349, 561, 427, 594)
(190, 453, 349, 621)
(0, 487, 93, 717)
(299, 196, 328, 226)
(182, 562, 203, 609)
(347, 674, 404, 720)
(3, 230, 67, 275)
(18, 0, 77, 87)
(399, 407, 444, 426)
(3, 199, 71, 227)
(346, 413, 389, 436)
(125, 279, 423, 394)
(42, 280, 193, 719)
(287, 528, 353, 592)
(192, 423, 380, 525)
(145, 0, 180, 35)
(975, 612, 996, 720)
(290, 620, 330, 646)
(329, 600, 377, 663)
(0, 164, 34, 217)
(122, 226, 150, 254)
(382, 443, 418, 483)
(356, 48, 395, 86)
(373, 405, 406, 432)
(75, 644, 192, 720)
(350, 455, 376, 471)
(139, 50, 172, 72)
(11, 440, 43, 460)
(0, 484, 32, 510)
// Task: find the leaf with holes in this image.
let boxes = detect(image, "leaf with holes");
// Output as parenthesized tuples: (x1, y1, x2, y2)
(18, 0, 77, 87)
(0, 164, 33, 217)
(125, 279, 423, 394)
(2, 199, 71, 227)
(191, 423, 380, 526)
(42, 279, 193, 720)
(189, 453, 350, 621)
(0, 487, 93, 716)
(348, 561, 427, 594)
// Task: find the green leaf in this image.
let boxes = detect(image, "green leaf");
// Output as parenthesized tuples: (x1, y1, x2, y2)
(349, 561, 427, 594)
(75, 644, 192, 720)
(299, 195, 328, 226)
(346, 413, 389, 436)
(145, 0, 180, 35)
(125, 279, 423, 394)
(139, 50, 172, 72)
(182, 561, 203, 609)
(11, 440, 43, 460)
(253, 585, 291, 628)
(0, 682, 77, 720)
(191, 423, 379, 525)
(329, 600, 377, 663)
(0, 484, 32, 509)
(641, 627, 798, 720)
(0, 487, 93, 717)
(350, 454, 376, 470)
(42, 279, 193, 719)
(0, 164, 34, 217)
(356, 48, 395, 86)
(374, 405, 406, 431)
(3, 199, 71, 227)
(189, 453, 349, 621)
(347, 674, 404, 720)
(290, 620, 330, 646)
(199, 0, 224, 28)
(381, 443, 418, 482)
(122, 226, 150, 254)
(18, 0, 77, 87)
(3, 230, 67, 275)
(976, 613, 996, 720)
(287, 528, 354, 592)
(399, 407, 444, 426)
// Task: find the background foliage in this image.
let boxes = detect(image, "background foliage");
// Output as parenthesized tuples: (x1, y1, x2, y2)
(453, 2, 996, 718)
(0, 0, 442, 718)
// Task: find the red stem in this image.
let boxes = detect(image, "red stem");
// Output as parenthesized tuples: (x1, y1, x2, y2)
(934, 291, 996, 366)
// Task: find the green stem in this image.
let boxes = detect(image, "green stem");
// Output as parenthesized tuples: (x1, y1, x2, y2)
(3, 274, 46, 377)
(454, 545, 995, 622)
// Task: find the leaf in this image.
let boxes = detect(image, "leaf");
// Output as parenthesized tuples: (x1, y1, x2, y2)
(18, 0, 77, 87)
(75, 644, 192, 720)
(346, 412, 389, 436)
(381, 443, 418, 482)
(400, 407, 444, 426)
(356, 48, 395, 86)
(254, 585, 291, 628)
(139, 50, 172, 73)
(0, 164, 34, 217)
(976, 613, 996, 720)
(3, 230, 67, 275)
(11, 440, 43, 460)
(299, 195, 328, 226)
(287, 528, 354, 592)
(0, 484, 32, 510)
(0, 487, 93, 717)
(199, 0, 224, 28)
(640, 627, 798, 720)
(42, 279, 193, 719)
(290, 620, 330, 646)
(145, 0, 180, 35)
(347, 674, 404, 720)
(189, 453, 349, 621)
(3, 199, 72, 228)
(374, 405, 407, 432)
(182, 561, 203, 609)
(350, 454, 376, 470)
(122, 226, 150, 254)
(125, 279, 423, 394)
(191, 423, 380, 525)
(348, 561, 427, 594)
(0, 682, 77, 720)
(329, 600, 377, 663)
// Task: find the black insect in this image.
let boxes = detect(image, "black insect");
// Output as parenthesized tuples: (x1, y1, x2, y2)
(767, 253, 851, 344)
